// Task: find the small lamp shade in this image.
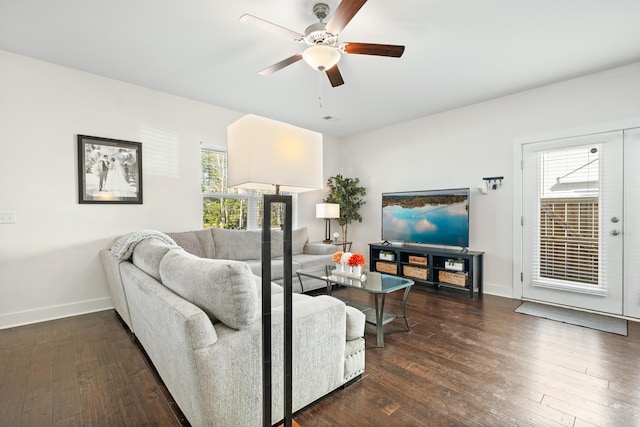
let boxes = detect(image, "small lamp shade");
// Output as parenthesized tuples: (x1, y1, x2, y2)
(227, 114, 323, 193)
(316, 203, 340, 219)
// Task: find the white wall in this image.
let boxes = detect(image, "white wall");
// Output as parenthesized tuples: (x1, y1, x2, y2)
(0, 50, 248, 327)
(341, 62, 640, 297)
(298, 134, 343, 243)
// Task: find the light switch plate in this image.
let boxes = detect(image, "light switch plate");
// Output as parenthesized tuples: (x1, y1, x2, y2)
(0, 211, 16, 224)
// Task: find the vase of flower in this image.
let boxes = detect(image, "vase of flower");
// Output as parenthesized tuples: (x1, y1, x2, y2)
(332, 251, 344, 273)
(347, 253, 365, 277)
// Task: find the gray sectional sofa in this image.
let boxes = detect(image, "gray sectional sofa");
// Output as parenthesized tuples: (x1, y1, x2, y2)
(100, 229, 365, 426)
(167, 226, 336, 293)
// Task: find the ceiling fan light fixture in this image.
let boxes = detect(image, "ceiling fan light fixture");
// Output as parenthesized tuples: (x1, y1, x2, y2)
(302, 45, 340, 71)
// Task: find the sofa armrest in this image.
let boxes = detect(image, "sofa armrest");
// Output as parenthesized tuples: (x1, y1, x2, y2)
(100, 249, 133, 331)
(304, 242, 337, 255)
(121, 262, 218, 427)
(345, 305, 366, 340)
(193, 294, 348, 426)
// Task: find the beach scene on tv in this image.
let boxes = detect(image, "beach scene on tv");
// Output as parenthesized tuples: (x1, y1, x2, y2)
(382, 190, 469, 247)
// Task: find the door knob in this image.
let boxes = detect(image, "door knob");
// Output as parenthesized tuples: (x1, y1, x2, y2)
(611, 217, 620, 223)
(611, 230, 621, 236)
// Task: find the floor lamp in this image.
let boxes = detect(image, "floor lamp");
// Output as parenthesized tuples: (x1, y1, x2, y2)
(227, 114, 323, 427)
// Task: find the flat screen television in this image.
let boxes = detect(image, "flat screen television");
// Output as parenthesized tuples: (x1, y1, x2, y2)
(381, 188, 470, 248)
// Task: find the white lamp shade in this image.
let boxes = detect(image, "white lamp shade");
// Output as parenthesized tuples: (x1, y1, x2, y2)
(302, 45, 341, 71)
(227, 114, 323, 193)
(316, 203, 340, 219)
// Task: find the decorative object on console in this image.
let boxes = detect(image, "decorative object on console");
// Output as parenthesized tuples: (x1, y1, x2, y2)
(325, 174, 367, 252)
(445, 259, 465, 271)
(77, 134, 142, 204)
(333, 231, 340, 244)
(379, 251, 394, 261)
(316, 203, 340, 243)
(227, 114, 323, 427)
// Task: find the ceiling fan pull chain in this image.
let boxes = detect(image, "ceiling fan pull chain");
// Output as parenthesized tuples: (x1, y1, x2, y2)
(318, 71, 323, 108)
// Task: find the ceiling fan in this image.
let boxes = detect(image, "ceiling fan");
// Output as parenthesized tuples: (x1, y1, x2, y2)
(240, 0, 405, 87)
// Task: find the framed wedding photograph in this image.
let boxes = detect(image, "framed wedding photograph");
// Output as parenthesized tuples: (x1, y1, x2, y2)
(77, 134, 143, 204)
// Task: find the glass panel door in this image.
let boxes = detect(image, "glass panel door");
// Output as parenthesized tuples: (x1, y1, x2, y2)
(522, 131, 623, 314)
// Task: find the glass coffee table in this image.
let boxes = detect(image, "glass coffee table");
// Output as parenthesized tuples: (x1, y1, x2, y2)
(296, 265, 414, 347)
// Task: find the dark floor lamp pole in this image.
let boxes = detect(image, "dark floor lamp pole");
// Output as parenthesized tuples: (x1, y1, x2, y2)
(262, 193, 293, 427)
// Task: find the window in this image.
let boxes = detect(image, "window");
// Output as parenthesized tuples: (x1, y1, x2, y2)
(201, 148, 292, 230)
(536, 145, 600, 286)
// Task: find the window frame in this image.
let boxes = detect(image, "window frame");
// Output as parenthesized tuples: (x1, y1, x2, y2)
(201, 147, 298, 230)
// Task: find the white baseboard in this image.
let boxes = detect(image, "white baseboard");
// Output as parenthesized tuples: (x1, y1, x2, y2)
(482, 282, 514, 299)
(0, 297, 114, 330)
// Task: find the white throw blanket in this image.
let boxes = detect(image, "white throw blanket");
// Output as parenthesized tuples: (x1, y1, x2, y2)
(110, 229, 177, 260)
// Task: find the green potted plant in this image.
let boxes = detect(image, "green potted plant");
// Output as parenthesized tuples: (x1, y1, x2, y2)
(325, 174, 367, 252)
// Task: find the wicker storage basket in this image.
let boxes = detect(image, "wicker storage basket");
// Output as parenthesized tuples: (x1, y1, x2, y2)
(438, 270, 469, 287)
(403, 265, 428, 280)
(408, 255, 428, 265)
(376, 261, 397, 275)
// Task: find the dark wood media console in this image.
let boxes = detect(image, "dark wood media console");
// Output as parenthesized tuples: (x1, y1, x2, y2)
(369, 243, 484, 298)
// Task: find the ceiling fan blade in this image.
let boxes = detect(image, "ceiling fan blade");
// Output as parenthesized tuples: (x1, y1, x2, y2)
(326, 65, 345, 87)
(325, 0, 367, 34)
(259, 54, 303, 75)
(342, 42, 405, 57)
(240, 14, 303, 41)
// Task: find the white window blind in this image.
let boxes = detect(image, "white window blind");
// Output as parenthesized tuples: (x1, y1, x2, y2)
(537, 146, 600, 285)
(527, 142, 608, 292)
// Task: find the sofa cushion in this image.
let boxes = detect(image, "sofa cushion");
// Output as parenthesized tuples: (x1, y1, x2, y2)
(159, 249, 258, 330)
(194, 228, 216, 258)
(291, 253, 333, 270)
(269, 227, 308, 257)
(345, 306, 366, 340)
(167, 231, 207, 258)
(244, 259, 302, 281)
(271, 229, 284, 258)
(131, 238, 173, 281)
(292, 227, 308, 255)
(211, 228, 261, 260)
(253, 274, 284, 296)
(303, 242, 336, 256)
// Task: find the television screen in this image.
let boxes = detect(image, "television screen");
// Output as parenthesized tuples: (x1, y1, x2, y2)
(382, 188, 470, 248)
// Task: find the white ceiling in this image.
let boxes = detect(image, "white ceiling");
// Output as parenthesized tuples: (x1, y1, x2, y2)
(1, 0, 639, 138)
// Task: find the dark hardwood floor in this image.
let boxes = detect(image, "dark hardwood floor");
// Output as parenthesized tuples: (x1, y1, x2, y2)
(2, 285, 640, 426)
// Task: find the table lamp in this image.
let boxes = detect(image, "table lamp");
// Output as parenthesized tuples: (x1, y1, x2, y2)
(316, 203, 340, 243)
(227, 114, 323, 427)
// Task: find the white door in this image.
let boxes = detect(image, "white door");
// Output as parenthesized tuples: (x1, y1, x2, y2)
(521, 131, 623, 314)
(624, 128, 640, 317)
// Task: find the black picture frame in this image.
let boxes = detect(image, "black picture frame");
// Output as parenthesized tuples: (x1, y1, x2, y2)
(77, 134, 143, 204)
